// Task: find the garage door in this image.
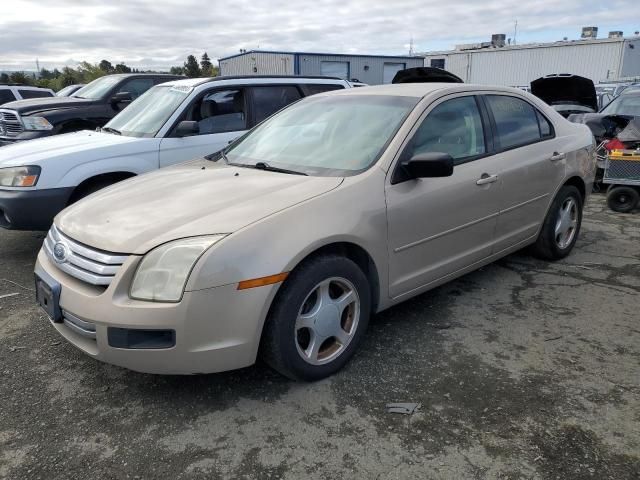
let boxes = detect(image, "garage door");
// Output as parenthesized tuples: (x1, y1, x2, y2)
(383, 63, 406, 84)
(321, 61, 350, 80)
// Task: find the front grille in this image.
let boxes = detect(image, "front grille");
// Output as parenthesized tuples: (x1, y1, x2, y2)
(0, 110, 24, 138)
(44, 224, 129, 286)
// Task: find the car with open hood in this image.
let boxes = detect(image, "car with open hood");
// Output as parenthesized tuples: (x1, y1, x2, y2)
(531, 74, 598, 117)
(34, 83, 595, 380)
(0, 75, 350, 230)
(0, 73, 181, 146)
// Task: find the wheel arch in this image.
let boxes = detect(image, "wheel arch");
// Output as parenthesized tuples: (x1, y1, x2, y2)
(563, 175, 586, 202)
(68, 171, 136, 204)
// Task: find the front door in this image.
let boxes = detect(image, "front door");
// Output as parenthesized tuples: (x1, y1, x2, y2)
(385, 95, 502, 299)
(159, 88, 249, 167)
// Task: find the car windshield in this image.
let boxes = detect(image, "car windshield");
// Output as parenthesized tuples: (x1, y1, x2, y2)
(600, 93, 640, 116)
(225, 94, 419, 176)
(103, 85, 192, 138)
(71, 76, 121, 99)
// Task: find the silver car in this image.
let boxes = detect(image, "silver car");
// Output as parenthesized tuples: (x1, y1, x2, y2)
(34, 84, 595, 380)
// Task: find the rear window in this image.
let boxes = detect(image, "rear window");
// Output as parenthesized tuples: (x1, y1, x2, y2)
(485, 95, 542, 150)
(0, 89, 17, 104)
(302, 84, 345, 96)
(251, 86, 302, 124)
(18, 89, 53, 99)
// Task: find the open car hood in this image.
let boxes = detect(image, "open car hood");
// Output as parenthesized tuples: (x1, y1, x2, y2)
(531, 74, 598, 112)
(392, 67, 463, 84)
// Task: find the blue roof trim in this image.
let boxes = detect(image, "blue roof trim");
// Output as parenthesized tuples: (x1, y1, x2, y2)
(218, 50, 424, 62)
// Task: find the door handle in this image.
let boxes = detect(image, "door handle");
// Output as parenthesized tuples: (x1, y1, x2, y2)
(476, 173, 498, 185)
(550, 152, 566, 162)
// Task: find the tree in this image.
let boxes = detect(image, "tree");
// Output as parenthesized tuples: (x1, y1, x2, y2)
(169, 66, 184, 75)
(59, 67, 79, 88)
(9, 72, 30, 85)
(114, 63, 132, 74)
(99, 60, 114, 73)
(200, 52, 213, 76)
(183, 55, 201, 77)
(0, 73, 9, 83)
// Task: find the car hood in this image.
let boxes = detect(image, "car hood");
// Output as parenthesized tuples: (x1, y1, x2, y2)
(0, 130, 150, 168)
(531, 75, 598, 112)
(392, 67, 464, 84)
(1, 96, 95, 115)
(56, 160, 344, 254)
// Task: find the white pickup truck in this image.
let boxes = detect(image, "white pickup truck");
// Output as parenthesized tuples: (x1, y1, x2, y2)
(0, 76, 351, 230)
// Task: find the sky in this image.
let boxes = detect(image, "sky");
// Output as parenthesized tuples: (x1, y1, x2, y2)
(1, 0, 639, 72)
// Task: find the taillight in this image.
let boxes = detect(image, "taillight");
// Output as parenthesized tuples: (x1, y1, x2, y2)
(604, 138, 625, 151)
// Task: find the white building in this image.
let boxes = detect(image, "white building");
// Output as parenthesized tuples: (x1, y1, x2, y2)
(218, 51, 424, 85)
(422, 28, 640, 86)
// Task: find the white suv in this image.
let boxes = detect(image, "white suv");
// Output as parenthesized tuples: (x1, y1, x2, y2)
(0, 76, 350, 230)
(0, 85, 55, 105)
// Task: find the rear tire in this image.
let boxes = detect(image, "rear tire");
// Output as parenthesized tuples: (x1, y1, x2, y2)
(606, 186, 639, 213)
(531, 185, 583, 261)
(260, 254, 371, 381)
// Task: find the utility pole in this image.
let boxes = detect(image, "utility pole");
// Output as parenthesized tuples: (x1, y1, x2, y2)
(409, 37, 414, 56)
(514, 20, 518, 46)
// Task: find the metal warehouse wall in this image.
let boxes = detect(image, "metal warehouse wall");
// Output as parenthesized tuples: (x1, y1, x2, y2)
(620, 39, 640, 78)
(219, 52, 295, 76)
(424, 40, 632, 85)
(297, 55, 423, 85)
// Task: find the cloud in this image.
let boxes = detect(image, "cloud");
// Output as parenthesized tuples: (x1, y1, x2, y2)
(2, 0, 639, 71)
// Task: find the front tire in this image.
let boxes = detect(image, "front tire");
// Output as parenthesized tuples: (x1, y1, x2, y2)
(260, 254, 371, 381)
(532, 185, 583, 260)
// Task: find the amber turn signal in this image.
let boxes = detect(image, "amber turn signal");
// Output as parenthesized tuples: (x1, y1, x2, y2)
(237, 272, 289, 290)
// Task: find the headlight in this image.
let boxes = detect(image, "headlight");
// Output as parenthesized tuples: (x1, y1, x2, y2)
(21, 116, 53, 131)
(130, 235, 226, 302)
(0, 166, 41, 187)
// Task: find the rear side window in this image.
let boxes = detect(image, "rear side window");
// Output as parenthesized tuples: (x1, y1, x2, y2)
(301, 84, 345, 96)
(18, 89, 53, 99)
(251, 86, 302, 124)
(0, 89, 17, 104)
(117, 78, 155, 99)
(536, 111, 553, 138)
(485, 95, 542, 150)
(407, 96, 486, 163)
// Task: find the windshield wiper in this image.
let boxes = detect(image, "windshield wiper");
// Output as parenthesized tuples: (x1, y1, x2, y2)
(253, 162, 308, 176)
(101, 127, 121, 135)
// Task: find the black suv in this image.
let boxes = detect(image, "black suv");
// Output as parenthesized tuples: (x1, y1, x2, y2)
(0, 73, 182, 146)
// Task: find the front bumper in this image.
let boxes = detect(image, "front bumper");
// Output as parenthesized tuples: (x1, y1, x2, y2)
(35, 249, 277, 375)
(0, 187, 74, 230)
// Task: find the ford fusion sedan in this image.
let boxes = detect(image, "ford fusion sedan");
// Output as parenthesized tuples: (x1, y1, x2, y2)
(35, 83, 595, 381)
(0, 76, 349, 230)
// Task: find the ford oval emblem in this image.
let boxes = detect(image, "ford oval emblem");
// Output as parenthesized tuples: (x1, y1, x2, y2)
(53, 242, 68, 263)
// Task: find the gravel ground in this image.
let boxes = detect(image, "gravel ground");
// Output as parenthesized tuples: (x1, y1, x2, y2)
(0, 194, 638, 480)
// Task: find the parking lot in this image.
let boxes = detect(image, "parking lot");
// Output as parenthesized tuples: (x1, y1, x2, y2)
(0, 194, 638, 479)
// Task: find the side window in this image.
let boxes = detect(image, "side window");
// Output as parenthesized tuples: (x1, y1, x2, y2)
(18, 89, 53, 99)
(485, 95, 541, 150)
(0, 89, 17, 104)
(250, 86, 302, 124)
(117, 78, 155, 99)
(188, 89, 247, 135)
(536, 111, 553, 139)
(301, 84, 345, 96)
(407, 96, 486, 163)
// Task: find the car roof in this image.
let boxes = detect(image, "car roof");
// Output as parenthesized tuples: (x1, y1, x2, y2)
(158, 75, 346, 88)
(323, 83, 528, 98)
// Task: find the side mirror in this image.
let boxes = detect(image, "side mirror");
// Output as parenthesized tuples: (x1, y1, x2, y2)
(110, 92, 133, 105)
(400, 152, 454, 181)
(174, 120, 199, 137)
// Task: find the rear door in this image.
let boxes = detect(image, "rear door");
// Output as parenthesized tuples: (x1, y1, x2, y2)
(247, 85, 302, 125)
(159, 87, 249, 167)
(482, 94, 566, 251)
(385, 94, 503, 299)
